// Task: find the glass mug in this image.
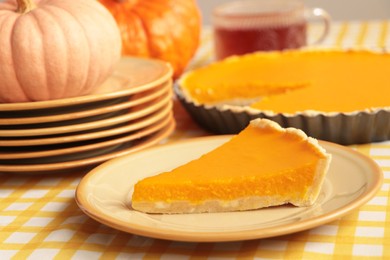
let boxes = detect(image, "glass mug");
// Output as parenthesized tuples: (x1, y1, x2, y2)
(213, 0, 331, 60)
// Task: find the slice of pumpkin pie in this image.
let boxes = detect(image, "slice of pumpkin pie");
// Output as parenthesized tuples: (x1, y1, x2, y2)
(131, 118, 332, 214)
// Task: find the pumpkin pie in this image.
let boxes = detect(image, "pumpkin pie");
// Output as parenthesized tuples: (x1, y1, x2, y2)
(179, 49, 390, 113)
(131, 118, 331, 214)
(176, 49, 390, 144)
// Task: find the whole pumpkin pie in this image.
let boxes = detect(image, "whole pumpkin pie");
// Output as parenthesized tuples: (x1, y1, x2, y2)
(131, 118, 331, 214)
(176, 49, 390, 144)
(179, 49, 390, 113)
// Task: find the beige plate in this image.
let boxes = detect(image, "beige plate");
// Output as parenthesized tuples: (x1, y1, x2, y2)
(76, 136, 383, 242)
(0, 87, 172, 137)
(0, 113, 172, 160)
(0, 80, 171, 126)
(0, 116, 175, 174)
(0, 101, 172, 146)
(0, 56, 172, 112)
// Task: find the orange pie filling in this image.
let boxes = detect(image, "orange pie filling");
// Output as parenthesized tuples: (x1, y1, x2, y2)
(131, 119, 331, 214)
(179, 50, 390, 114)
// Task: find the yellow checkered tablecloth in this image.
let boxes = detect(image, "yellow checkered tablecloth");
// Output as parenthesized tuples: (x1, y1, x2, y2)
(1, 20, 390, 259)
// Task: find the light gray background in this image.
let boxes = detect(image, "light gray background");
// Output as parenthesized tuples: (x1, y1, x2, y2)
(2, 0, 389, 22)
(198, 0, 390, 24)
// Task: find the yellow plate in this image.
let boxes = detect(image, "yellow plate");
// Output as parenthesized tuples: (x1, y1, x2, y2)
(0, 113, 172, 160)
(0, 80, 171, 125)
(76, 136, 383, 242)
(0, 117, 175, 174)
(0, 101, 172, 146)
(0, 57, 172, 111)
(0, 86, 172, 137)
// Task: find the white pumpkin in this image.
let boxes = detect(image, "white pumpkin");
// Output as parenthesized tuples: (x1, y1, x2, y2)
(0, 0, 122, 102)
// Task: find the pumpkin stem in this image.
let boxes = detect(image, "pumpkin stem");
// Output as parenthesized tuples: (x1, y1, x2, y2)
(16, 0, 36, 14)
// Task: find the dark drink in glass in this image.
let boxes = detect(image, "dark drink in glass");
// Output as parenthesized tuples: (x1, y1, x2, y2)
(214, 22, 307, 59)
(212, 0, 329, 60)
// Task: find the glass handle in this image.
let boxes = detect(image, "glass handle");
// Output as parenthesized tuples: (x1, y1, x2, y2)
(305, 8, 331, 45)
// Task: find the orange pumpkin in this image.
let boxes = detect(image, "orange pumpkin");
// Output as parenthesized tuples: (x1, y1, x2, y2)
(0, 0, 122, 103)
(99, 0, 201, 79)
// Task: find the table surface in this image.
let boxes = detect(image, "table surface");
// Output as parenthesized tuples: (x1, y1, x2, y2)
(1, 20, 390, 259)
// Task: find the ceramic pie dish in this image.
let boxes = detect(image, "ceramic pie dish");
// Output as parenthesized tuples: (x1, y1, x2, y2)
(176, 49, 390, 145)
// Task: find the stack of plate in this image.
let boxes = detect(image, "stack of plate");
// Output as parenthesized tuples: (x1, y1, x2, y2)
(0, 57, 175, 174)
